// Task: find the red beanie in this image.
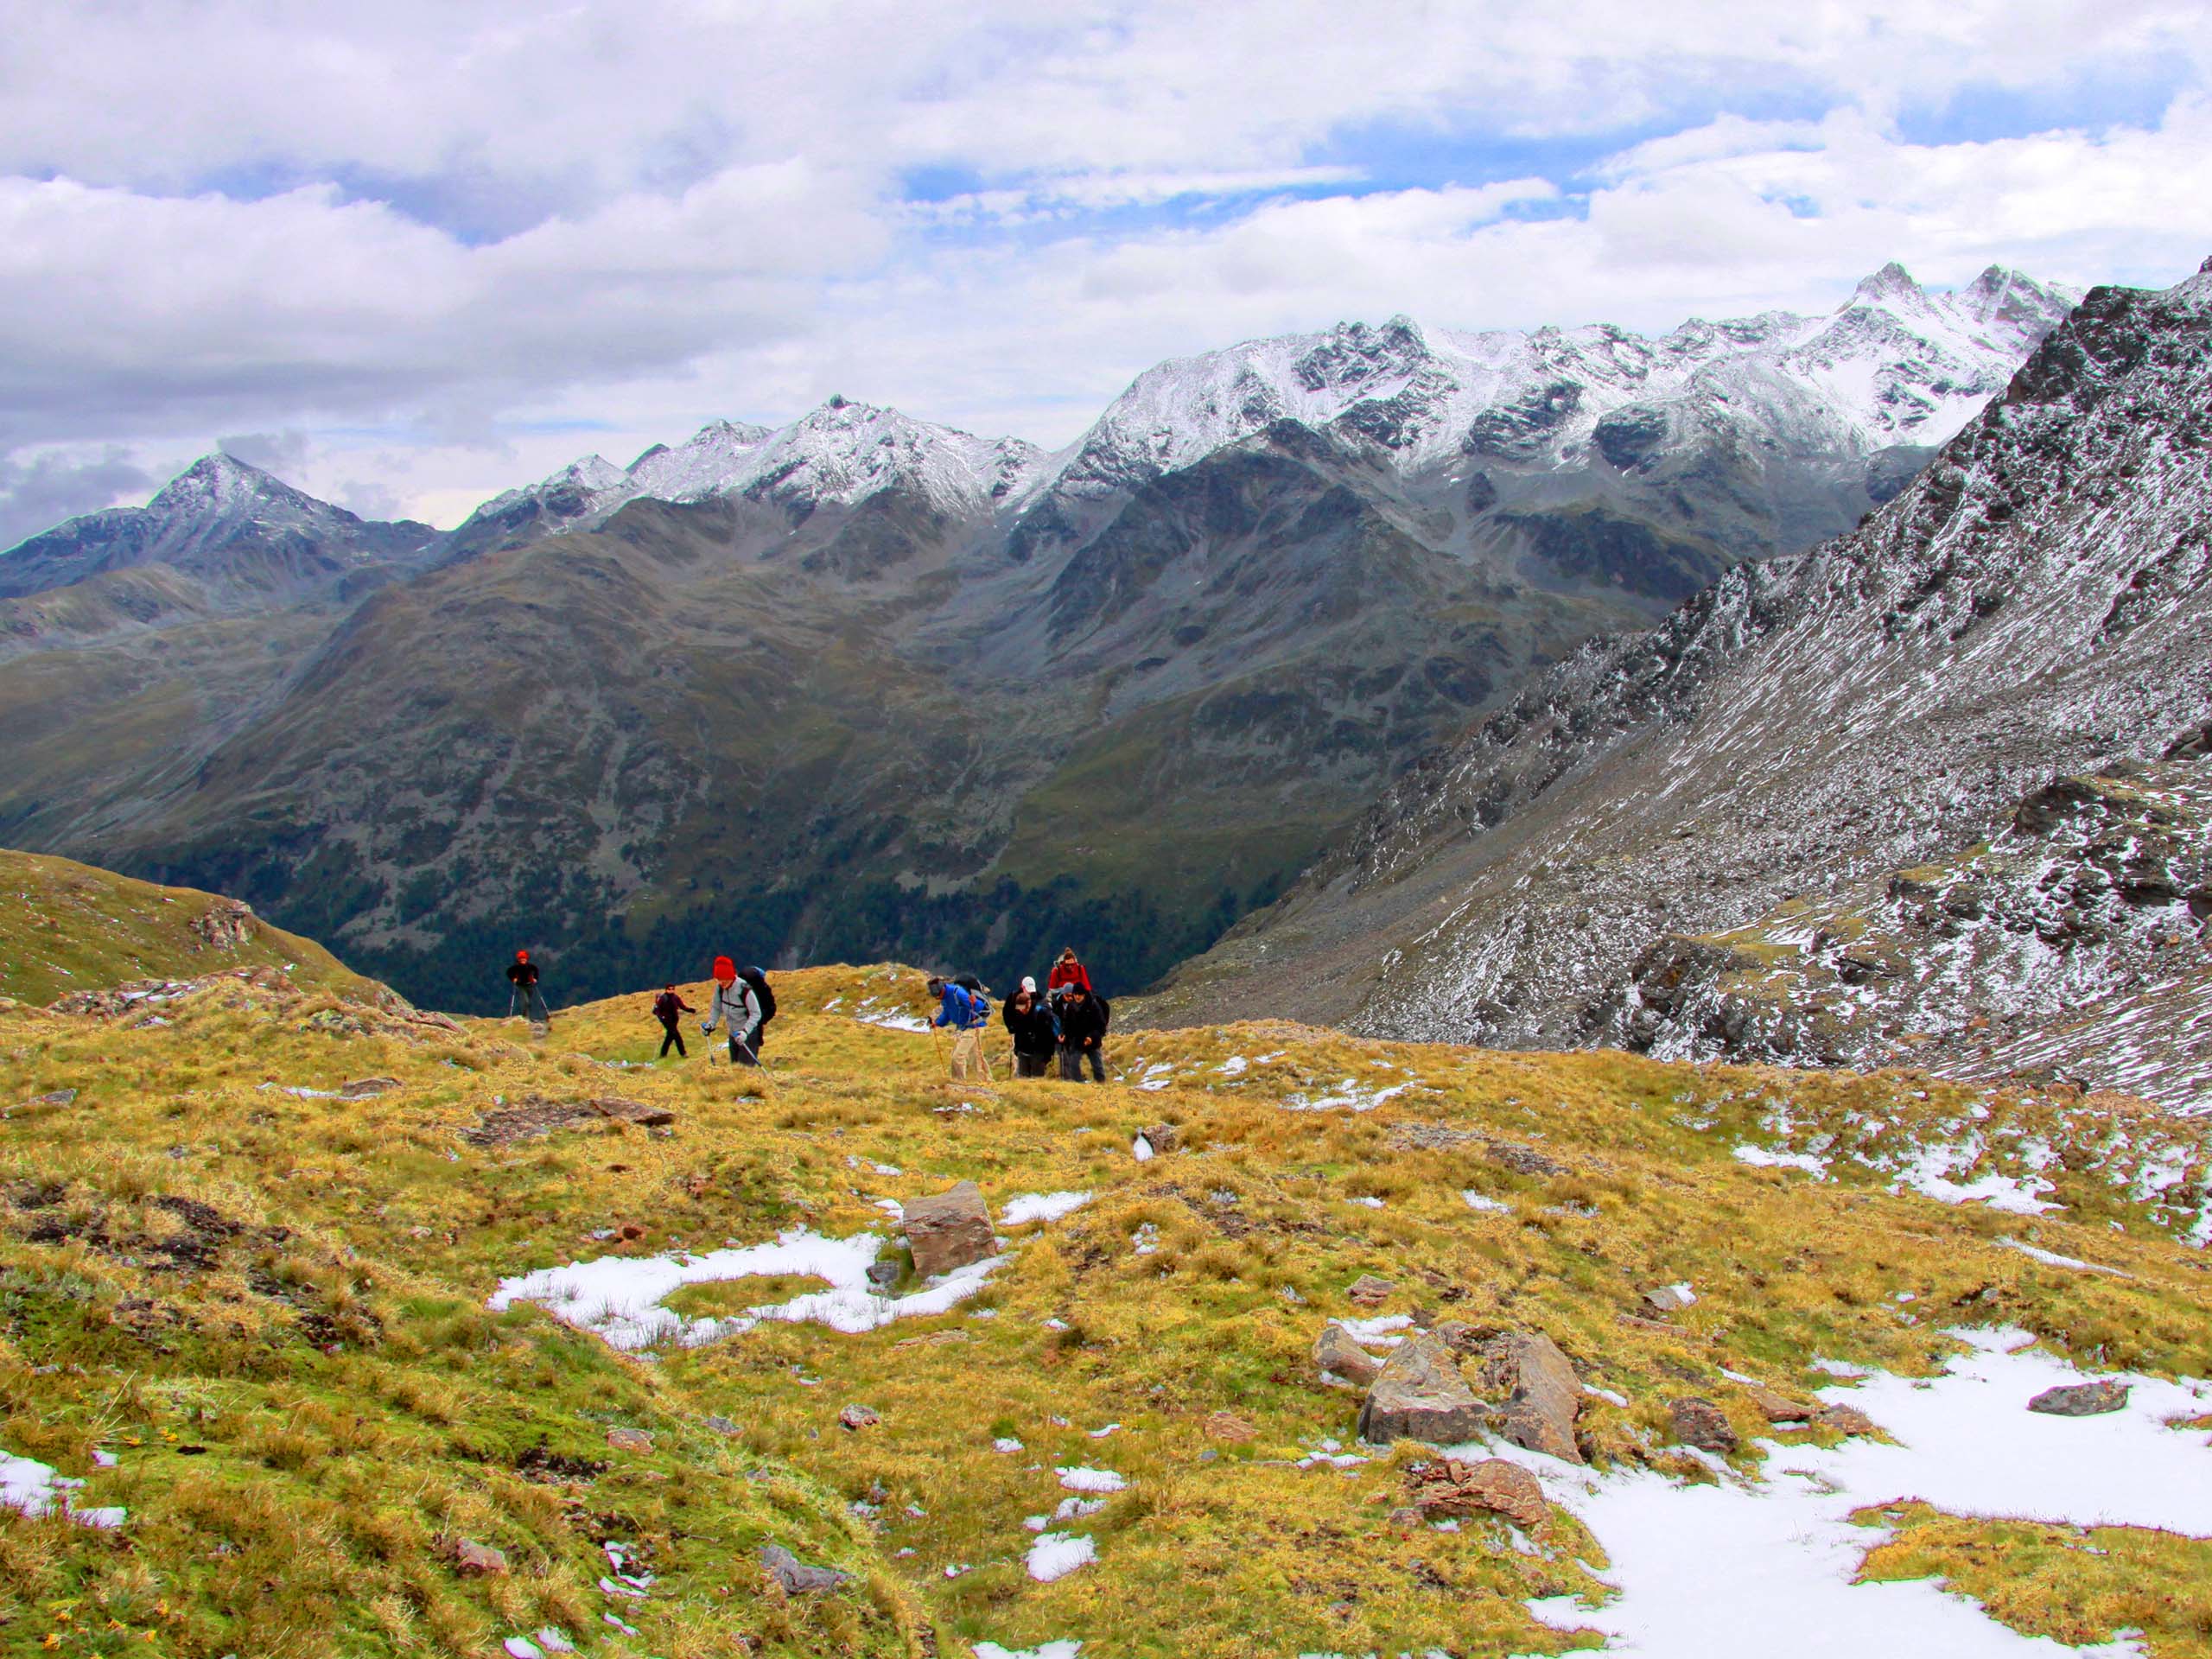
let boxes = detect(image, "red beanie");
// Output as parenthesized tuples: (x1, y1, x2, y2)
(516, 950, 529, 962)
(713, 956, 735, 982)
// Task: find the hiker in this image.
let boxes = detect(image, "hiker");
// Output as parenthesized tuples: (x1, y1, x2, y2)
(506, 950, 549, 1026)
(1002, 983, 1058, 1078)
(652, 984, 694, 1058)
(1057, 983, 1109, 1083)
(1046, 947, 1092, 1008)
(737, 965, 778, 1057)
(701, 956, 764, 1066)
(926, 973, 992, 1082)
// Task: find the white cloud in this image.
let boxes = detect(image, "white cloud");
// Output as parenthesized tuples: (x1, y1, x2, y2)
(0, 1, 2207, 535)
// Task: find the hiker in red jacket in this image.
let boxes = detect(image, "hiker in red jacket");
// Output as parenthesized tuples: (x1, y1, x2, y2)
(1046, 946, 1093, 1004)
(506, 950, 549, 1027)
(651, 984, 694, 1058)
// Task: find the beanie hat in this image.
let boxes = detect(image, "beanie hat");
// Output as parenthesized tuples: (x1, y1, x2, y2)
(713, 955, 736, 983)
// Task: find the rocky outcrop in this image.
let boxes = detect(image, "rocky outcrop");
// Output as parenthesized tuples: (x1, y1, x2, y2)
(1357, 1332, 1487, 1446)
(1314, 1323, 1386, 1386)
(1669, 1396, 1739, 1454)
(2028, 1381, 2130, 1417)
(1478, 1332, 1583, 1464)
(900, 1181, 996, 1279)
(1159, 261, 2212, 1114)
(1406, 1456, 1548, 1529)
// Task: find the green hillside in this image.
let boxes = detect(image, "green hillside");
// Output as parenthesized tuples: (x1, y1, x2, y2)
(0, 847, 381, 1007)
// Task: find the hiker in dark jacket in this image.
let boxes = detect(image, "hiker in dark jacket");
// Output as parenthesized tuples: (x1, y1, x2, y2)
(652, 984, 694, 1058)
(737, 965, 777, 1057)
(506, 950, 549, 1027)
(1001, 985, 1058, 1078)
(1056, 984, 1109, 1083)
(702, 956, 764, 1066)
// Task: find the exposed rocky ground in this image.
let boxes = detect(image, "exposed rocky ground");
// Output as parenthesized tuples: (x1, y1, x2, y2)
(1156, 261, 2212, 1115)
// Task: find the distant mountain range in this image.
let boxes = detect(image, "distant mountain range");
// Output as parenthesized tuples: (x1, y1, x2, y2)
(0, 264, 2084, 1012)
(1152, 259, 2212, 1114)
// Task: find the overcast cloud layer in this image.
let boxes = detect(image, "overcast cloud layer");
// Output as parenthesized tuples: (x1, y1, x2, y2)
(3, 0, 2209, 543)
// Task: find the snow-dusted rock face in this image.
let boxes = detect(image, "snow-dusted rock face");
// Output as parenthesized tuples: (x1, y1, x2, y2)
(1157, 261, 2212, 1112)
(1008, 264, 2075, 560)
(0, 454, 436, 602)
(451, 400, 1042, 557)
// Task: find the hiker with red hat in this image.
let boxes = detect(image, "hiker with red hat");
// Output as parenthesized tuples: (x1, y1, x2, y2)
(701, 955, 764, 1067)
(505, 949, 550, 1027)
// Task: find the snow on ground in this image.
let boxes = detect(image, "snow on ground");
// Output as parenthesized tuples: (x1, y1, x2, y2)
(999, 1191, 1092, 1226)
(1025, 1530, 1097, 1582)
(1338, 1313, 1414, 1345)
(1284, 1077, 1421, 1113)
(487, 1228, 1001, 1350)
(0, 1448, 123, 1527)
(1055, 1466, 1128, 1493)
(1463, 1190, 1512, 1213)
(857, 1011, 931, 1033)
(1485, 1326, 2211, 1659)
(974, 1643, 1082, 1659)
(1888, 1145, 2062, 1214)
(1734, 1143, 1830, 1176)
(2001, 1238, 2133, 1277)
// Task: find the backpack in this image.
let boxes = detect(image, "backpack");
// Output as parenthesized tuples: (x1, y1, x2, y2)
(952, 973, 988, 997)
(739, 967, 777, 1024)
(652, 991, 680, 1021)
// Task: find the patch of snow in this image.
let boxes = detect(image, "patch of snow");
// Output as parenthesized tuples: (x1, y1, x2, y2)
(1586, 1386, 1630, 1407)
(1350, 1195, 1386, 1209)
(1216, 1055, 1249, 1076)
(1000, 1191, 1092, 1226)
(1462, 1190, 1512, 1213)
(1735, 1143, 1830, 1177)
(1133, 1134, 1155, 1160)
(1339, 1313, 1415, 1344)
(974, 1643, 1083, 1659)
(1026, 1530, 1097, 1583)
(2000, 1238, 2133, 1277)
(488, 1227, 1001, 1350)
(1889, 1146, 2062, 1215)
(994, 1437, 1025, 1453)
(858, 1012, 931, 1033)
(1055, 1466, 1128, 1493)
(0, 1449, 123, 1528)
(1506, 1326, 2209, 1659)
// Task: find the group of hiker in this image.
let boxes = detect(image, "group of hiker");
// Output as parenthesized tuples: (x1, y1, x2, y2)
(505, 943, 1109, 1084)
(928, 946, 1109, 1084)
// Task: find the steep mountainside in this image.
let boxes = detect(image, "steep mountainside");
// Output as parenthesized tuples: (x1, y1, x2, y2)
(0, 453, 436, 604)
(0, 268, 2078, 1010)
(1152, 261, 2212, 1113)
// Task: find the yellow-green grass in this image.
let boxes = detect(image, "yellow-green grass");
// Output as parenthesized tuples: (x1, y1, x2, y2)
(1, 954, 2207, 1657)
(1857, 1503, 2212, 1657)
(0, 849, 378, 1008)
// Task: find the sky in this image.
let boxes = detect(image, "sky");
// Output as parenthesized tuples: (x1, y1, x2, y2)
(2, 0, 2209, 543)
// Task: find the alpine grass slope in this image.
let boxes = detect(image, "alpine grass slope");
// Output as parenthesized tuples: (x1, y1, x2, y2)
(1154, 259, 2212, 1116)
(2, 856, 2209, 1656)
(0, 269, 2074, 1011)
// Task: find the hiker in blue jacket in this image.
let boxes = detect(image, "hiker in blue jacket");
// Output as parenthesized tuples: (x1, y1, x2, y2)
(925, 974, 992, 1082)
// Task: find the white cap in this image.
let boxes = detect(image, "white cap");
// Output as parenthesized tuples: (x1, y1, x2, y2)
(1021, 976, 1038, 994)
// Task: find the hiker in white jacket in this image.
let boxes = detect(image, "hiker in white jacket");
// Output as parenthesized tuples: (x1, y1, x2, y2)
(701, 955, 762, 1066)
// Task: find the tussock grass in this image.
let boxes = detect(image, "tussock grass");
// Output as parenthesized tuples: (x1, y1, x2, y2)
(0, 937, 2207, 1654)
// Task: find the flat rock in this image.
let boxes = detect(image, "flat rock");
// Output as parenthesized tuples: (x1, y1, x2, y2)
(590, 1096, 676, 1127)
(1204, 1410, 1255, 1442)
(2028, 1381, 2130, 1417)
(1358, 1331, 1487, 1446)
(1479, 1332, 1584, 1465)
(1140, 1122, 1183, 1153)
(1669, 1395, 1738, 1454)
(1642, 1284, 1695, 1316)
(1314, 1322, 1385, 1387)
(605, 1427, 653, 1453)
(1744, 1384, 1815, 1423)
(17, 1090, 78, 1112)
(1814, 1402, 1878, 1437)
(1408, 1456, 1548, 1529)
(837, 1403, 880, 1431)
(339, 1077, 402, 1099)
(760, 1543, 851, 1595)
(901, 1180, 996, 1279)
(1428, 1319, 1486, 1356)
(1347, 1274, 1395, 1308)
(451, 1538, 509, 1576)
